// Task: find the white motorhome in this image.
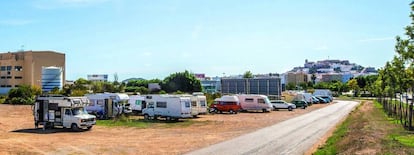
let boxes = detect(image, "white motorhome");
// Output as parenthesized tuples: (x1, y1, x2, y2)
(142, 95, 192, 121)
(192, 93, 207, 115)
(85, 93, 131, 119)
(33, 95, 96, 131)
(237, 94, 273, 112)
(128, 95, 146, 114)
(181, 93, 208, 117)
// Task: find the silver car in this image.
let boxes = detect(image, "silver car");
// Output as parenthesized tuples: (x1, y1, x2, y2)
(270, 100, 297, 111)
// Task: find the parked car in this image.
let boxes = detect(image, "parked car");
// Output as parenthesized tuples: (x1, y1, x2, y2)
(315, 96, 329, 104)
(209, 95, 241, 114)
(292, 100, 308, 109)
(311, 96, 320, 104)
(316, 95, 332, 103)
(270, 100, 296, 111)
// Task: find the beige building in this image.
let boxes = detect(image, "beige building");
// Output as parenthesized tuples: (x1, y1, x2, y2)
(0, 50, 65, 93)
(286, 72, 308, 86)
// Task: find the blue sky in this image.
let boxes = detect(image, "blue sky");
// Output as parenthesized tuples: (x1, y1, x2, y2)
(0, 0, 411, 81)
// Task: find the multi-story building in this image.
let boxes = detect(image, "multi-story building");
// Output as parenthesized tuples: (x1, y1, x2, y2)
(221, 76, 282, 99)
(87, 74, 108, 82)
(200, 76, 221, 93)
(321, 73, 343, 82)
(286, 72, 308, 86)
(0, 50, 65, 94)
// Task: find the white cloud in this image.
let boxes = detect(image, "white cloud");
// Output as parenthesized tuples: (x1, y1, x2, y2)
(0, 19, 33, 26)
(358, 37, 394, 42)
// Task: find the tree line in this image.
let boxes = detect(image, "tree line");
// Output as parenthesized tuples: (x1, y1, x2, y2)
(371, 1, 414, 131)
(2, 70, 202, 105)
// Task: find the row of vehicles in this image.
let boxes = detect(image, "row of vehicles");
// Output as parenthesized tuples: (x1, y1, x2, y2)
(84, 93, 208, 120)
(32, 91, 333, 131)
(210, 93, 334, 113)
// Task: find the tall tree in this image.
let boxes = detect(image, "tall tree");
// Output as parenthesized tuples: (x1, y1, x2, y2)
(243, 71, 254, 78)
(162, 70, 202, 93)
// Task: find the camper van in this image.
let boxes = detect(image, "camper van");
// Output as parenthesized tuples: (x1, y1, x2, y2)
(33, 95, 96, 131)
(142, 95, 192, 121)
(193, 94, 207, 115)
(210, 95, 241, 114)
(85, 93, 131, 119)
(128, 95, 146, 114)
(237, 94, 273, 112)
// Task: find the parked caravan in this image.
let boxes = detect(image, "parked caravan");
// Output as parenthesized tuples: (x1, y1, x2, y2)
(237, 94, 273, 112)
(142, 95, 192, 121)
(85, 93, 131, 119)
(192, 93, 208, 115)
(209, 95, 241, 114)
(33, 95, 96, 131)
(128, 95, 146, 114)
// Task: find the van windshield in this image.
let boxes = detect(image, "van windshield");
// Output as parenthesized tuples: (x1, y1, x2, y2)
(72, 108, 88, 115)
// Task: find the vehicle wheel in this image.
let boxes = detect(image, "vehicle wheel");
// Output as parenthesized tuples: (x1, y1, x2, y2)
(71, 123, 79, 132)
(302, 106, 306, 109)
(229, 109, 234, 114)
(144, 114, 149, 120)
(288, 107, 293, 111)
(166, 116, 171, 121)
(219, 111, 223, 114)
(262, 109, 266, 113)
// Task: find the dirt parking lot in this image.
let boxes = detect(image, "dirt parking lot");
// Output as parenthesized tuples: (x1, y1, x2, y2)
(0, 103, 331, 155)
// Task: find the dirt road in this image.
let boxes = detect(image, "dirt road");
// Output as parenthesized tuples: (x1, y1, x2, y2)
(188, 100, 359, 155)
(0, 103, 330, 155)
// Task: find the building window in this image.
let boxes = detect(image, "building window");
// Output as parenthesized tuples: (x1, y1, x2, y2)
(14, 66, 23, 71)
(14, 76, 22, 79)
(6, 66, 11, 71)
(0, 76, 5, 79)
(6, 76, 11, 79)
(7, 71, 10, 75)
(0, 66, 5, 71)
(0, 85, 5, 87)
(6, 85, 11, 87)
(14, 85, 19, 88)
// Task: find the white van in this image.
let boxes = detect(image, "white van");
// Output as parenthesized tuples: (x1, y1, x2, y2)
(142, 95, 192, 121)
(128, 95, 146, 114)
(237, 94, 273, 112)
(33, 95, 96, 131)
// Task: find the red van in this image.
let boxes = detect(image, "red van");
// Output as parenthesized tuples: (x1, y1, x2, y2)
(209, 95, 241, 114)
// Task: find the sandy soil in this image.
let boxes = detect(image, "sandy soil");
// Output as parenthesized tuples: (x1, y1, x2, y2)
(0, 103, 330, 155)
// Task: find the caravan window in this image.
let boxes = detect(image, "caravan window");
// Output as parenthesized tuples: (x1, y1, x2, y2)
(88, 99, 96, 106)
(156, 102, 167, 108)
(191, 101, 197, 107)
(135, 100, 142, 106)
(185, 101, 190, 108)
(148, 102, 155, 108)
(97, 100, 104, 106)
(200, 100, 206, 107)
(258, 98, 265, 104)
(245, 98, 254, 102)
